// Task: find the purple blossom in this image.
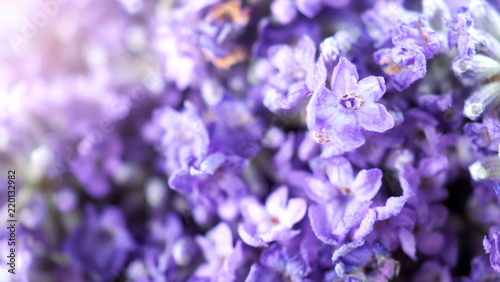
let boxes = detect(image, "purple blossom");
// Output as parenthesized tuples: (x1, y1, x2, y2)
(307, 57, 394, 156)
(331, 241, 401, 281)
(207, 99, 264, 158)
(305, 156, 409, 245)
(371, 12, 439, 91)
(245, 243, 311, 281)
(152, 101, 209, 174)
(194, 222, 244, 281)
(263, 35, 316, 111)
(7, 0, 500, 279)
(447, 7, 476, 60)
(393, 16, 440, 59)
(70, 135, 124, 199)
(374, 46, 428, 91)
(64, 205, 135, 280)
(465, 255, 500, 281)
(362, 0, 419, 47)
(238, 186, 307, 247)
(484, 225, 500, 273)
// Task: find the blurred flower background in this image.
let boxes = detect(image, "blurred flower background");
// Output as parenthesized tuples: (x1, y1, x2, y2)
(1, 0, 500, 281)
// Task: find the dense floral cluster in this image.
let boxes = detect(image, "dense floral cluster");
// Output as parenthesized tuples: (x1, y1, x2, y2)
(3, 0, 500, 281)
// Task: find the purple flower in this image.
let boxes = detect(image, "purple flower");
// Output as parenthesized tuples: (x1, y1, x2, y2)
(168, 153, 249, 226)
(484, 225, 500, 273)
(70, 135, 124, 199)
(374, 46, 427, 91)
(352, 162, 415, 242)
(263, 35, 317, 111)
(465, 255, 500, 281)
(306, 57, 394, 156)
(151, 101, 209, 174)
(393, 16, 439, 59)
(346, 129, 404, 168)
(468, 182, 500, 225)
(169, 152, 248, 199)
(129, 213, 188, 281)
(371, 14, 439, 91)
(464, 118, 500, 151)
(418, 91, 464, 131)
(194, 222, 244, 281)
(422, 0, 452, 54)
(238, 186, 307, 247)
(401, 108, 455, 156)
(155, 16, 206, 90)
(208, 99, 264, 158)
(447, 7, 476, 60)
(306, 157, 384, 244)
(331, 241, 400, 281)
(64, 205, 135, 280)
(362, 0, 419, 48)
(245, 243, 311, 281)
(363, 207, 417, 260)
(469, 155, 500, 181)
(410, 154, 450, 203)
(9, 0, 500, 279)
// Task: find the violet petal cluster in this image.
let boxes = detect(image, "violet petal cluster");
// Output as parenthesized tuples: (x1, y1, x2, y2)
(3, 0, 500, 281)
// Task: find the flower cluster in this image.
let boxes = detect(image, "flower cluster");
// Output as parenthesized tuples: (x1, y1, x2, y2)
(3, 0, 500, 281)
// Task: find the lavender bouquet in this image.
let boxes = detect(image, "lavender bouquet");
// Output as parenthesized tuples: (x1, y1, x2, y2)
(1, 0, 500, 281)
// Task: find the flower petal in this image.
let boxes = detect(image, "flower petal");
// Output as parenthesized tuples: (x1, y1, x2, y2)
(325, 156, 354, 187)
(355, 76, 386, 102)
(304, 176, 337, 204)
(398, 227, 417, 260)
(296, 0, 322, 18)
(330, 57, 359, 97)
(268, 44, 295, 71)
(281, 198, 307, 227)
(308, 202, 343, 245)
(265, 186, 288, 217)
(357, 103, 394, 133)
(306, 86, 336, 131)
(351, 168, 383, 202)
(238, 223, 268, 247)
(322, 110, 365, 154)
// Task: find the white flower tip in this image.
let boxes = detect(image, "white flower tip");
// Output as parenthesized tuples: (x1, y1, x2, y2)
(469, 161, 488, 181)
(463, 102, 483, 120)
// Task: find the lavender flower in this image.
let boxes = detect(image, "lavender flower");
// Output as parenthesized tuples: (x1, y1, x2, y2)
(484, 225, 500, 273)
(151, 101, 209, 174)
(64, 205, 135, 280)
(245, 243, 311, 281)
(306, 156, 384, 244)
(307, 57, 394, 156)
(6, 0, 500, 279)
(331, 241, 401, 281)
(263, 35, 316, 111)
(194, 222, 243, 281)
(238, 186, 307, 247)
